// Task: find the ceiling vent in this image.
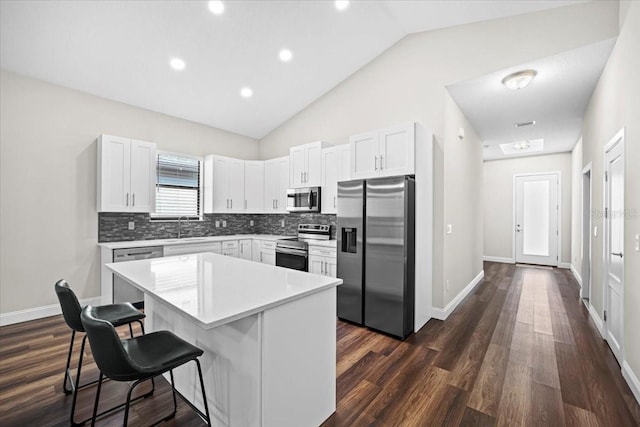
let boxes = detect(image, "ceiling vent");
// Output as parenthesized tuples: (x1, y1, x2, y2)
(514, 120, 536, 128)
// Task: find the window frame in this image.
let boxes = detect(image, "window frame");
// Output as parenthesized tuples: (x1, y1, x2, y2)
(150, 150, 204, 221)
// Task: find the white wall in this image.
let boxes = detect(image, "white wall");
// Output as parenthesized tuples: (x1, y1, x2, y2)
(483, 153, 573, 265)
(577, 0, 640, 383)
(258, 1, 618, 310)
(570, 138, 583, 279)
(0, 71, 259, 314)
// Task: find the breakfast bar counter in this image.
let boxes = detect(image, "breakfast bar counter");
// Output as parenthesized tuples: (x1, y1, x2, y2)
(106, 253, 342, 427)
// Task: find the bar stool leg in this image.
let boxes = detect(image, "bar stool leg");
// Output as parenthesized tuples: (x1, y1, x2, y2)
(90, 372, 103, 427)
(70, 334, 88, 426)
(195, 359, 212, 427)
(63, 330, 76, 394)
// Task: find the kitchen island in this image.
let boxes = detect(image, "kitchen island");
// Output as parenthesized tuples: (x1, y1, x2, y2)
(106, 252, 342, 427)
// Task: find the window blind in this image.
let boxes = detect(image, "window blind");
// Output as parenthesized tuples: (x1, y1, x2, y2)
(155, 153, 201, 217)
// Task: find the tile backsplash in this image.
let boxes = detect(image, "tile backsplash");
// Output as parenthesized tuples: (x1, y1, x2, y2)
(98, 213, 336, 242)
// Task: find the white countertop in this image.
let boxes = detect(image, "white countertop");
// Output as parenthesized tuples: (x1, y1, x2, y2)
(106, 252, 342, 329)
(98, 234, 292, 250)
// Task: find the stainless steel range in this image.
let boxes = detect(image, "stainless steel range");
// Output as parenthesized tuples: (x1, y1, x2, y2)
(276, 224, 331, 271)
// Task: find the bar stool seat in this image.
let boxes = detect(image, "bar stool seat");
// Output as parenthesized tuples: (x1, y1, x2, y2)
(54, 279, 149, 426)
(81, 306, 211, 426)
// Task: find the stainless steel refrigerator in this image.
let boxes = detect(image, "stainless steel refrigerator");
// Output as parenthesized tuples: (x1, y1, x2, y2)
(336, 176, 415, 339)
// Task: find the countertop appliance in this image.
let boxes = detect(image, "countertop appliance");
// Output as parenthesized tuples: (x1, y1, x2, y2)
(276, 224, 331, 271)
(286, 187, 321, 212)
(113, 246, 163, 307)
(337, 176, 415, 339)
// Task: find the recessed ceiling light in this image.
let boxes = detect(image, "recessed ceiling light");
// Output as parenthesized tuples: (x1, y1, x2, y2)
(208, 1, 225, 15)
(501, 69, 537, 90)
(240, 87, 253, 98)
(335, 1, 350, 11)
(279, 49, 293, 63)
(169, 58, 185, 71)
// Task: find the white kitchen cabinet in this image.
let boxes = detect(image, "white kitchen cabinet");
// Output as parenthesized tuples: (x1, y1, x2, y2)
(350, 123, 415, 179)
(289, 141, 329, 188)
(308, 246, 337, 277)
(164, 242, 222, 256)
(321, 144, 350, 214)
(252, 240, 262, 262)
(97, 134, 156, 212)
(264, 156, 289, 212)
(244, 161, 265, 212)
(222, 240, 239, 257)
(204, 155, 245, 213)
(260, 241, 276, 265)
(239, 239, 252, 260)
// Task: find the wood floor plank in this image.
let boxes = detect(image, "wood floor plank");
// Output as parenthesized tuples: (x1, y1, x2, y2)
(460, 406, 497, 426)
(532, 332, 561, 389)
(467, 343, 509, 417)
(495, 361, 532, 427)
(563, 403, 600, 427)
(532, 382, 566, 427)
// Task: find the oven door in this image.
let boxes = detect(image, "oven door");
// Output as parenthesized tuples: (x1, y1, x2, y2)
(286, 187, 321, 212)
(275, 247, 308, 271)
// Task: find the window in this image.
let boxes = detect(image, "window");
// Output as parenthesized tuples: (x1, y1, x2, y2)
(153, 152, 202, 219)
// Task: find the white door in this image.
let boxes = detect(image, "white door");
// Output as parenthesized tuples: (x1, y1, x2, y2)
(515, 173, 559, 266)
(581, 167, 592, 300)
(306, 143, 323, 187)
(210, 156, 229, 212)
(350, 131, 378, 179)
(321, 148, 337, 214)
(99, 135, 130, 212)
(228, 159, 245, 212)
(336, 144, 351, 182)
(309, 255, 324, 275)
(129, 140, 156, 213)
(239, 240, 252, 260)
(290, 146, 306, 188)
(265, 158, 279, 211)
(244, 161, 264, 211)
(604, 130, 625, 364)
(325, 257, 337, 278)
(378, 123, 415, 177)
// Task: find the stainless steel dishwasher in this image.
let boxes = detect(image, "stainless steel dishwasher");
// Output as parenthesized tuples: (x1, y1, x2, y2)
(113, 246, 163, 307)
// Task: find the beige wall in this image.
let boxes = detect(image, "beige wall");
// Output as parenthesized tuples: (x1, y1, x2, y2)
(0, 71, 259, 313)
(258, 1, 618, 310)
(441, 92, 483, 308)
(577, 0, 640, 379)
(483, 153, 573, 265)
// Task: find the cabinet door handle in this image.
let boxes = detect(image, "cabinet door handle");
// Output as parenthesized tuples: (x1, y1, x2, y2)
(126, 193, 129, 206)
(300, 172, 303, 183)
(245, 200, 247, 209)
(260, 253, 263, 262)
(132, 193, 135, 206)
(231, 199, 233, 209)
(304, 171, 307, 182)
(611, 252, 623, 258)
(226, 199, 229, 209)
(380, 155, 383, 170)
(334, 196, 336, 208)
(374, 156, 378, 171)
(276, 199, 278, 209)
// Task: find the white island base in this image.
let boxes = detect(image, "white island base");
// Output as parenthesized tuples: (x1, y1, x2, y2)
(146, 286, 336, 427)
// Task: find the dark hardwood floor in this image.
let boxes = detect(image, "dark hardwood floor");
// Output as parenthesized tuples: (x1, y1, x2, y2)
(1, 262, 638, 426)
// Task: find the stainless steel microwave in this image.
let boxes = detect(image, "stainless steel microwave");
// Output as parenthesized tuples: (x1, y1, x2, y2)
(286, 187, 321, 212)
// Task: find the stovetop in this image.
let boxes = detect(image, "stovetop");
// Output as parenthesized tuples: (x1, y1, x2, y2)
(276, 224, 331, 250)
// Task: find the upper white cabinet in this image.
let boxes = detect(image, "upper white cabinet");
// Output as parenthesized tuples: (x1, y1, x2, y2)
(321, 144, 351, 214)
(204, 155, 245, 213)
(244, 161, 265, 212)
(264, 156, 289, 212)
(289, 141, 330, 188)
(350, 123, 415, 179)
(97, 134, 156, 212)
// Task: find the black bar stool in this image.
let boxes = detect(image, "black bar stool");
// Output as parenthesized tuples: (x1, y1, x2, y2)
(54, 279, 150, 426)
(81, 305, 212, 426)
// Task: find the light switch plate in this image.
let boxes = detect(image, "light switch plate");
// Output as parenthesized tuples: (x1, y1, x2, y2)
(635, 234, 640, 251)
(128, 221, 135, 230)
(222, 220, 227, 228)
(250, 220, 254, 226)
(281, 220, 285, 227)
(215, 220, 220, 228)
(446, 224, 452, 234)
(594, 226, 598, 237)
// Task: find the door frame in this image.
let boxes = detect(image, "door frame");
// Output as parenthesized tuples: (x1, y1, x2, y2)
(602, 128, 625, 357)
(581, 162, 592, 301)
(512, 171, 562, 266)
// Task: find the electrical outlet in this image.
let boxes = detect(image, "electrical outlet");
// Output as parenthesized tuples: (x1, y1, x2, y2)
(215, 220, 220, 228)
(635, 234, 640, 252)
(222, 220, 227, 228)
(250, 220, 254, 226)
(281, 220, 285, 227)
(128, 221, 135, 230)
(594, 225, 598, 237)
(446, 224, 452, 234)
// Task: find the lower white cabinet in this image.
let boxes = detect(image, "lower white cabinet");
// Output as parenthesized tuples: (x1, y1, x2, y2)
(222, 240, 239, 257)
(308, 246, 337, 277)
(259, 241, 276, 265)
(239, 239, 252, 260)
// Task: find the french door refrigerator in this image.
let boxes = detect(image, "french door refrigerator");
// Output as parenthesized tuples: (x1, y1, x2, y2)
(336, 176, 415, 339)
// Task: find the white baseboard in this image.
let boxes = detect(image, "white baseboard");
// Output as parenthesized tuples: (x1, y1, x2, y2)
(570, 264, 583, 287)
(558, 262, 571, 269)
(622, 361, 640, 405)
(483, 256, 514, 264)
(0, 296, 103, 327)
(587, 302, 604, 337)
(432, 270, 484, 321)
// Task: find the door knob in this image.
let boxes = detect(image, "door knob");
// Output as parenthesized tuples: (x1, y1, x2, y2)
(611, 252, 623, 258)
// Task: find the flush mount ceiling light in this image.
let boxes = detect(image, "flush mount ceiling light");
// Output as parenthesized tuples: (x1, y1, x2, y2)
(500, 138, 544, 155)
(512, 141, 530, 150)
(335, 1, 350, 11)
(501, 69, 537, 90)
(208, 1, 225, 15)
(240, 87, 253, 98)
(169, 58, 185, 71)
(279, 48, 293, 63)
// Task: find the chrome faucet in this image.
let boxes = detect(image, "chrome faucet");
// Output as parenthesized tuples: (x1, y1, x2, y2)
(177, 216, 190, 239)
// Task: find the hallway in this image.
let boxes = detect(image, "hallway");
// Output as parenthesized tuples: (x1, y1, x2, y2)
(323, 262, 640, 426)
